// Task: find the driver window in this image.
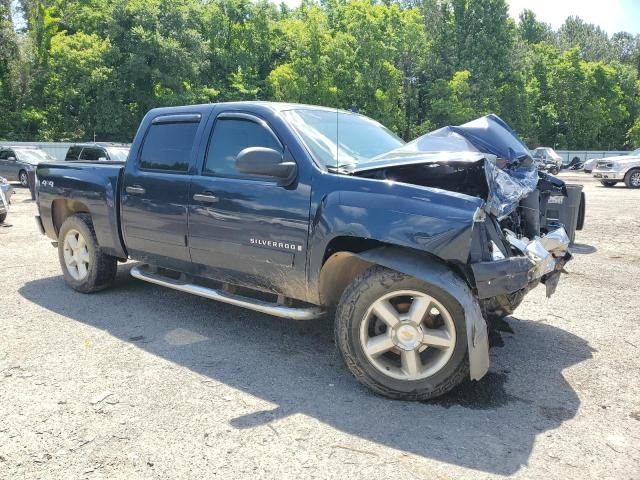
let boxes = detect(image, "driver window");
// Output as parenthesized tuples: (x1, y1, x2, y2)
(203, 117, 282, 178)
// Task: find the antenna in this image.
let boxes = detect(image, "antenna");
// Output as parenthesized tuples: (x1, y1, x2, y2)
(336, 106, 339, 168)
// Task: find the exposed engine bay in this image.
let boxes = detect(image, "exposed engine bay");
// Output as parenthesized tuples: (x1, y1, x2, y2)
(351, 114, 574, 313)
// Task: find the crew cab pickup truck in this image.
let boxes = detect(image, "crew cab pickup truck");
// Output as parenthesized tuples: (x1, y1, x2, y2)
(35, 102, 572, 400)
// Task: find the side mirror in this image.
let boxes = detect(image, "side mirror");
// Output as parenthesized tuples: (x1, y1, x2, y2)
(235, 147, 296, 185)
(7, 156, 16, 161)
(98, 157, 107, 162)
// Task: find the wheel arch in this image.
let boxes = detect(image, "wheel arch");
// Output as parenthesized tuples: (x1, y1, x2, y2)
(51, 199, 91, 236)
(318, 238, 460, 307)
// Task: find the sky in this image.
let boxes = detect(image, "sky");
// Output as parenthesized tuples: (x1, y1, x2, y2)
(507, 0, 640, 35)
(9, 0, 640, 36)
(275, 0, 640, 36)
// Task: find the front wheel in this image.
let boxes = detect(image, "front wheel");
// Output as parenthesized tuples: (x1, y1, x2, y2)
(549, 165, 560, 175)
(19, 170, 29, 187)
(58, 214, 117, 293)
(600, 180, 617, 187)
(0, 212, 6, 223)
(335, 266, 469, 401)
(625, 168, 640, 188)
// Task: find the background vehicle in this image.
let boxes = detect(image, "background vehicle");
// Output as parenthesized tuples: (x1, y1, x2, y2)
(64, 143, 130, 162)
(0, 146, 55, 186)
(0, 176, 12, 223)
(592, 148, 640, 188)
(532, 147, 562, 174)
(583, 157, 598, 173)
(35, 103, 572, 401)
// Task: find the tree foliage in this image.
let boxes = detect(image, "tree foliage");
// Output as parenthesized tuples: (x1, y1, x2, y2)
(1, 0, 640, 150)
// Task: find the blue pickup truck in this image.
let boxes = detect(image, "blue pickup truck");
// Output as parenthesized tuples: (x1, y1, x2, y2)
(34, 102, 572, 400)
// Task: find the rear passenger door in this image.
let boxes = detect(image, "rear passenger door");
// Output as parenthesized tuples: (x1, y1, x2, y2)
(121, 113, 203, 271)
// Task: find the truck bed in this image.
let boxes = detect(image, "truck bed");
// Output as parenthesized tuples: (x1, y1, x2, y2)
(36, 161, 127, 258)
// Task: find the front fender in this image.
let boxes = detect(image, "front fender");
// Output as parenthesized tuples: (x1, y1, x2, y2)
(354, 246, 490, 381)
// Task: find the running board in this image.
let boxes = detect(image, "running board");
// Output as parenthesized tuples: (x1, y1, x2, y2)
(130, 264, 325, 320)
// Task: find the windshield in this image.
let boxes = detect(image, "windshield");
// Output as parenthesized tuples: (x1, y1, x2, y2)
(630, 148, 640, 156)
(16, 149, 55, 164)
(106, 147, 129, 162)
(281, 109, 404, 170)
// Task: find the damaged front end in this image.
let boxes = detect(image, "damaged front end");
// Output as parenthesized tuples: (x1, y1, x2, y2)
(353, 114, 573, 317)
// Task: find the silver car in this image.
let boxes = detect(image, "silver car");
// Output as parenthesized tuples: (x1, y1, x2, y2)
(0, 146, 56, 187)
(0, 176, 12, 223)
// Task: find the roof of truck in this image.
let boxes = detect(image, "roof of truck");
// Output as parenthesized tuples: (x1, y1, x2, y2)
(146, 101, 356, 116)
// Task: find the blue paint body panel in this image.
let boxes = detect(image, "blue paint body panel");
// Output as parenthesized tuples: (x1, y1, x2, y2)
(35, 102, 491, 304)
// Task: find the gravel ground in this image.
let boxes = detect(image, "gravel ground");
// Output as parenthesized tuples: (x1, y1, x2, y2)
(1, 174, 639, 480)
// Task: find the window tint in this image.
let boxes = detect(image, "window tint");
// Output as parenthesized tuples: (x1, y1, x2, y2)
(140, 122, 199, 172)
(80, 147, 106, 161)
(65, 146, 82, 161)
(204, 118, 282, 177)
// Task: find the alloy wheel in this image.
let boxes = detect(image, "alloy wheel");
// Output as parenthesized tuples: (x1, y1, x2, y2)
(63, 229, 91, 281)
(359, 290, 456, 381)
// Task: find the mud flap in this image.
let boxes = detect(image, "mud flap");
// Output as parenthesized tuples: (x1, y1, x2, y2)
(355, 247, 490, 381)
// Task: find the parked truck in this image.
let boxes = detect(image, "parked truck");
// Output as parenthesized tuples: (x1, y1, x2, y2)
(34, 102, 572, 400)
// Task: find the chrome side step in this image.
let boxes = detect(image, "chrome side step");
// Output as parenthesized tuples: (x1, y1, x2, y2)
(130, 264, 325, 321)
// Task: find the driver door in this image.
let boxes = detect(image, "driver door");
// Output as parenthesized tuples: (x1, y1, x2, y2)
(188, 112, 311, 295)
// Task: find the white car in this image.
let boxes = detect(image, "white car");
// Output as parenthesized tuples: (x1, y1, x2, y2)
(592, 148, 640, 188)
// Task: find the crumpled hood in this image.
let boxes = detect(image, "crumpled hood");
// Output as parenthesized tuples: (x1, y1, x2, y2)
(356, 114, 541, 219)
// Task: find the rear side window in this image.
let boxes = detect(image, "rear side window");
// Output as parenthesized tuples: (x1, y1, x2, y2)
(0, 150, 11, 160)
(204, 118, 282, 177)
(65, 146, 82, 160)
(80, 147, 106, 161)
(139, 122, 199, 173)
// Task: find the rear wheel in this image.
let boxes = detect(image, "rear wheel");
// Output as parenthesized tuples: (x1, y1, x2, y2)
(600, 180, 617, 187)
(624, 168, 640, 188)
(58, 214, 117, 293)
(335, 266, 468, 400)
(18, 170, 29, 187)
(0, 212, 6, 223)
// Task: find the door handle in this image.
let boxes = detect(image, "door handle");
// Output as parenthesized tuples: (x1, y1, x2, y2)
(193, 192, 218, 203)
(126, 185, 146, 195)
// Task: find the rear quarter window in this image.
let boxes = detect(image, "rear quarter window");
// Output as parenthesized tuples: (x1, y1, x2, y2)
(139, 122, 199, 173)
(65, 146, 82, 161)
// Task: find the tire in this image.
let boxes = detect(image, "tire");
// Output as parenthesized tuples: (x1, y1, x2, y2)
(576, 191, 585, 231)
(549, 166, 560, 175)
(624, 168, 640, 188)
(57, 214, 117, 293)
(0, 212, 6, 223)
(18, 170, 29, 187)
(334, 266, 469, 401)
(600, 180, 617, 187)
